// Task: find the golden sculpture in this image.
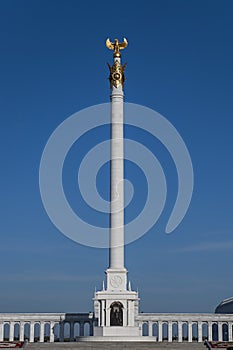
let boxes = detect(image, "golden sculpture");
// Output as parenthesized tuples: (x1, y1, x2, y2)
(107, 60, 127, 89)
(106, 38, 128, 58)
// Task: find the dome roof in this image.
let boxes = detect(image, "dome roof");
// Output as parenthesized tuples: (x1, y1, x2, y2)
(215, 297, 233, 314)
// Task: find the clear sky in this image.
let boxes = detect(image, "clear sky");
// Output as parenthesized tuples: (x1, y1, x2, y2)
(0, 0, 232, 314)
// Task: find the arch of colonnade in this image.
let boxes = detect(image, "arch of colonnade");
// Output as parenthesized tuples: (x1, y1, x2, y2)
(0, 313, 232, 342)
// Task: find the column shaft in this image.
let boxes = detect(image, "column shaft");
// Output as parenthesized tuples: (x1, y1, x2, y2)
(178, 322, 182, 342)
(19, 322, 24, 342)
(168, 322, 172, 342)
(39, 322, 44, 343)
(198, 322, 202, 342)
(50, 322, 54, 343)
(29, 322, 34, 343)
(188, 322, 192, 342)
(208, 322, 213, 341)
(127, 300, 134, 326)
(0, 323, 3, 341)
(158, 321, 162, 342)
(229, 323, 232, 342)
(218, 322, 223, 341)
(101, 300, 106, 326)
(148, 322, 153, 337)
(109, 86, 124, 269)
(9, 322, 14, 341)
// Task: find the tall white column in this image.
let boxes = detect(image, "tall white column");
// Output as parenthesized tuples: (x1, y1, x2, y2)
(29, 322, 34, 343)
(198, 322, 202, 342)
(158, 321, 163, 342)
(101, 300, 106, 326)
(109, 81, 125, 270)
(39, 322, 44, 342)
(19, 322, 24, 342)
(229, 323, 232, 342)
(178, 321, 182, 342)
(9, 322, 14, 341)
(218, 322, 223, 341)
(128, 300, 134, 326)
(50, 321, 54, 343)
(208, 322, 213, 341)
(148, 321, 153, 337)
(168, 322, 172, 342)
(188, 322, 192, 342)
(122, 308, 127, 327)
(0, 322, 3, 341)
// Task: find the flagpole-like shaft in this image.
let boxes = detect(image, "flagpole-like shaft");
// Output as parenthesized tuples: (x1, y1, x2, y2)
(109, 77, 124, 269)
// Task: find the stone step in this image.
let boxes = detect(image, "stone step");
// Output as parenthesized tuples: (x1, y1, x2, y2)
(25, 341, 205, 350)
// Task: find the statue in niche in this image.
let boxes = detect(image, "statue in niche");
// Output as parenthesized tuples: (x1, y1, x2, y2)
(110, 301, 123, 326)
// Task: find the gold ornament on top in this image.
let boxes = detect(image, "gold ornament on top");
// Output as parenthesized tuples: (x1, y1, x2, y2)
(106, 37, 128, 58)
(107, 60, 127, 89)
(106, 37, 128, 89)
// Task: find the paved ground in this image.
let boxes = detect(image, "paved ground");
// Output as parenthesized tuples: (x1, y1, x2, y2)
(25, 342, 206, 350)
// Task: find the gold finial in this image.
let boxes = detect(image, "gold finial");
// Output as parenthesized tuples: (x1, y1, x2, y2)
(107, 61, 127, 89)
(106, 37, 128, 58)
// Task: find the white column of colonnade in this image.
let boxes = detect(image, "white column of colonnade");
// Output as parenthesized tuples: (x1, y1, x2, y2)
(229, 322, 233, 341)
(178, 322, 183, 342)
(148, 321, 152, 336)
(198, 322, 202, 342)
(39, 321, 44, 342)
(0, 322, 3, 341)
(9, 322, 14, 341)
(50, 321, 55, 342)
(19, 322, 24, 342)
(208, 322, 213, 341)
(29, 322, 34, 343)
(168, 322, 172, 342)
(158, 321, 162, 341)
(188, 322, 192, 342)
(218, 322, 223, 341)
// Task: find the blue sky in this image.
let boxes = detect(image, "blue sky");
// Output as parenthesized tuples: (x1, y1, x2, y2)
(0, 0, 232, 313)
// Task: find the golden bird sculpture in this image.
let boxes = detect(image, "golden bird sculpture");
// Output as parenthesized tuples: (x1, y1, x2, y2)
(106, 38, 128, 57)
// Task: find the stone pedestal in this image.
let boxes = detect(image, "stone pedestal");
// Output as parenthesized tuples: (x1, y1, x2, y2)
(94, 287, 140, 336)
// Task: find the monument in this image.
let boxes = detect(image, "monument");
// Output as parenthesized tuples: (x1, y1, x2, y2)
(93, 38, 140, 338)
(0, 38, 232, 346)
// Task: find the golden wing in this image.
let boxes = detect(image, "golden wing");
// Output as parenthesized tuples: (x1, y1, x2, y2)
(119, 37, 128, 50)
(106, 38, 114, 50)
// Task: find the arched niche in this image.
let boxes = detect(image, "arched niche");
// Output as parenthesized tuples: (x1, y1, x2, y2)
(110, 301, 123, 326)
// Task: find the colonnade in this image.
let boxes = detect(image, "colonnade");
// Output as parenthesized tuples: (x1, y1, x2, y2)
(0, 312, 233, 342)
(0, 313, 94, 343)
(137, 313, 233, 342)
